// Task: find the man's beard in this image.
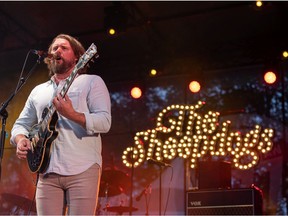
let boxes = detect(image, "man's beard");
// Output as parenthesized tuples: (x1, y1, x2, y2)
(51, 59, 75, 75)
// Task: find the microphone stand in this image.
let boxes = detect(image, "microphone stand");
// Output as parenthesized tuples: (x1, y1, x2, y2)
(151, 163, 163, 215)
(0, 54, 44, 180)
(159, 166, 162, 216)
(129, 145, 135, 216)
(136, 184, 151, 215)
(0, 107, 8, 180)
(145, 185, 152, 216)
(148, 160, 172, 215)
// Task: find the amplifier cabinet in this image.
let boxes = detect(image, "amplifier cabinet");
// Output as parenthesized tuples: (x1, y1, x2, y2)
(198, 161, 231, 189)
(186, 188, 263, 215)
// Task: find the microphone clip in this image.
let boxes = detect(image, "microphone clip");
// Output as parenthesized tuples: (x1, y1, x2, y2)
(31, 49, 53, 62)
(136, 184, 151, 201)
(147, 158, 172, 167)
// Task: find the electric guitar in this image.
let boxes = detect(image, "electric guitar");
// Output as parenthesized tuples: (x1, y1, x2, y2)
(27, 43, 99, 173)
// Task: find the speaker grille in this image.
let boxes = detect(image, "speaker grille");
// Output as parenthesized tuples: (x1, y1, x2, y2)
(187, 206, 254, 215)
(186, 188, 263, 215)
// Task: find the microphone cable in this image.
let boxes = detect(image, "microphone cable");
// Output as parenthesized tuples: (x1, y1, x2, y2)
(12, 49, 45, 110)
(163, 166, 174, 216)
(14, 50, 32, 95)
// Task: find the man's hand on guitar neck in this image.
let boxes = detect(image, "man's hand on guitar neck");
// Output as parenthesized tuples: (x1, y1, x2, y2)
(15, 135, 31, 159)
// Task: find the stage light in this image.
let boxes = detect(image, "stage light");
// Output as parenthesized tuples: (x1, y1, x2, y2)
(283, 51, 288, 59)
(149, 69, 157, 77)
(108, 28, 116, 35)
(256, 0, 263, 7)
(252, 0, 268, 11)
(189, 81, 201, 93)
(131, 86, 142, 99)
(264, 71, 277, 85)
(104, 3, 128, 36)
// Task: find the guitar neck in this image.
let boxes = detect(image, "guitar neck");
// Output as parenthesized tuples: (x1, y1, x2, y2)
(59, 64, 80, 98)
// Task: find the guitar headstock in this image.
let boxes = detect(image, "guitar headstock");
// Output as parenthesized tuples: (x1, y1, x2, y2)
(77, 43, 99, 69)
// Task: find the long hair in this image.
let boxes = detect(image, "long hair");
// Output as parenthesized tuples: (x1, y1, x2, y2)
(44, 34, 86, 77)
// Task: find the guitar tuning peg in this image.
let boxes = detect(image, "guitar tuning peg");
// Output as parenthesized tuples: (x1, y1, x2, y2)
(91, 59, 95, 63)
(87, 64, 90, 68)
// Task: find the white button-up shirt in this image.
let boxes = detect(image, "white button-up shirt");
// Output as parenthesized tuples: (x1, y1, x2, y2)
(11, 74, 111, 175)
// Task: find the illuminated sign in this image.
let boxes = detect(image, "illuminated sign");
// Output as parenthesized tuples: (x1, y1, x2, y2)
(122, 101, 274, 170)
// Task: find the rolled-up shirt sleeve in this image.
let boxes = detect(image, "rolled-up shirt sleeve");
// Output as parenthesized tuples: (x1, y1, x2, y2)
(84, 76, 111, 135)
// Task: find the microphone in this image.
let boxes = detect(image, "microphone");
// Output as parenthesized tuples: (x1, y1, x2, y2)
(147, 158, 172, 167)
(135, 188, 147, 201)
(31, 50, 53, 58)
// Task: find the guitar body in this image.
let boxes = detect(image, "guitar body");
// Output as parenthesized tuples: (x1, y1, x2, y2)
(27, 110, 59, 173)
